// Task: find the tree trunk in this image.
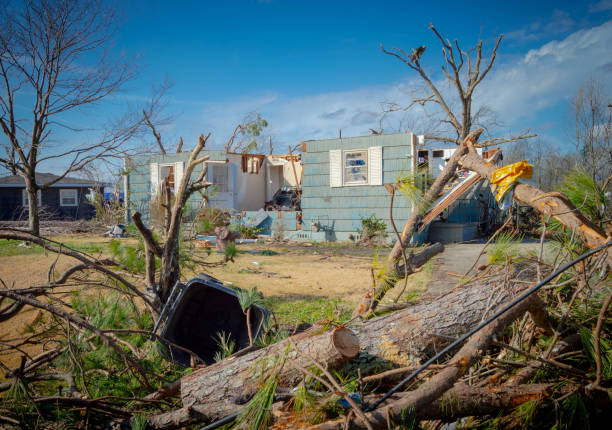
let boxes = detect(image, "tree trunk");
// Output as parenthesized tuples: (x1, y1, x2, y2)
(24, 174, 40, 236)
(150, 327, 359, 428)
(310, 282, 547, 429)
(458, 149, 610, 250)
(150, 265, 545, 428)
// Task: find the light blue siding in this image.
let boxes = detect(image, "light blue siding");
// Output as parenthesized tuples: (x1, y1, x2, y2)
(126, 150, 226, 223)
(301, 132, 414, 238)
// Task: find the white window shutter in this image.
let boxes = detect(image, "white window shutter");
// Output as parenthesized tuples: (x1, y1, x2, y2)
(174, 161, 184, 189)
(368, 146, 383, 185)
(329, 150, 342, 187)
(150, 163, 159, 194)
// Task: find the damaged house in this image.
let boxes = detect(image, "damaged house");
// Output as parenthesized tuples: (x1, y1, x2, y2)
(294, 131, 499, 243)
(124, 150, 302, 222)
(125, 132, 498, 244)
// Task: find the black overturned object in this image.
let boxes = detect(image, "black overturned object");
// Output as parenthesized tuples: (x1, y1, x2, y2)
(158, 274, 268, 366)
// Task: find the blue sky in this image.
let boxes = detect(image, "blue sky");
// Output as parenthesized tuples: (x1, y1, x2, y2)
(5, 0, 612, 174)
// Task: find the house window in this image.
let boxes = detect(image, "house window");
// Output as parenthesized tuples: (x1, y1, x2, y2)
(159, 164, 175, 191)
(212, 164, 229, 192)
(433, 150, 444, 158)
(60, 189, 78, 206)
(344, 150, 368, 185)
(22, 189, 41, 207)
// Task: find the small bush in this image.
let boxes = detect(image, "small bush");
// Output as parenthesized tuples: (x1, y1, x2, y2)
(195, 207, 230, 235)
(357, 214, 388, 244)
(237, 225, 264, 239)
(93, 192, 125, 225)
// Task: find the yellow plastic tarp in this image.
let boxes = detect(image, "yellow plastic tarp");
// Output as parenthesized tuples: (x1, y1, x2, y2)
(490, 160, 533, 203)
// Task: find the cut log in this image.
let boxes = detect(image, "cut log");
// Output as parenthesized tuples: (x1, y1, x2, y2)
(164, 327, 358, 428)
(150, 264, 544, 428)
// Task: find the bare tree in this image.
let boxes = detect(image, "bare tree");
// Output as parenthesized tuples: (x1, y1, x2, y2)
(132, 134, 213, 308)
(140, 78, 185, 155)
(571, 78, 612, 185)
(0, 0, 137, 235)
(380, 24, 501, 142)
(380, 24, 534, 148)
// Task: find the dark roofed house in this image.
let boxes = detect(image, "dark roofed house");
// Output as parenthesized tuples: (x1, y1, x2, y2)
(0, 173, 103, 221)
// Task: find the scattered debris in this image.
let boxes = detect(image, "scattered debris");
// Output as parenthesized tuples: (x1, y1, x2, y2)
(264, 186, 301, 211)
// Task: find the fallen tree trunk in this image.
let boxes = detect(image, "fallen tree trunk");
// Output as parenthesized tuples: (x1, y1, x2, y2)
(458, 147, 610, 250)
(150, 327, 360, 428)
(150, 265, 548, 428)
(310, 281, 546, 429)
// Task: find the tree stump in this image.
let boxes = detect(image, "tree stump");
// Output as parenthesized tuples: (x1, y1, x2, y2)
(215, 226, 235, 254)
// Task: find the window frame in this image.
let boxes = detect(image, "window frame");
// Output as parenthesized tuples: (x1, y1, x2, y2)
(22, 189, 42, 207)
(59, 189, 78, 207)
(158, 163, 176, 191)
(343, 149, 369, 186)
(211, 164, 229, 193)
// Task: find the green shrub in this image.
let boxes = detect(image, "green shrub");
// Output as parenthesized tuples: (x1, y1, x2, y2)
(357, 214, 388, 243)
(237, 225, 264, 238)
(195, 207, 230, 234)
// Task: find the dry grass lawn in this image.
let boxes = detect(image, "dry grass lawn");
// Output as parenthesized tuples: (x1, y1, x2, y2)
(0, 234, 433, 372)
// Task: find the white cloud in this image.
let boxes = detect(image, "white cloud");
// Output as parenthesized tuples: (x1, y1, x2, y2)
(478, 20, 612, 125)
(505, 9, 575, 42)
(192, 20, 612, 149)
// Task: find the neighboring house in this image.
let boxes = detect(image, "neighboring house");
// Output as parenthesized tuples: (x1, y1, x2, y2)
(299, 131, 493, 243)
(124, 150, 302, 223)
(0, 172, 101, 221)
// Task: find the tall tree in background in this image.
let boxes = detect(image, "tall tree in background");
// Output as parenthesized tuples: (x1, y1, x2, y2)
(224, 112, 269, 153)
(571, 78, 612, 186)
(0, 0, 136, 235)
